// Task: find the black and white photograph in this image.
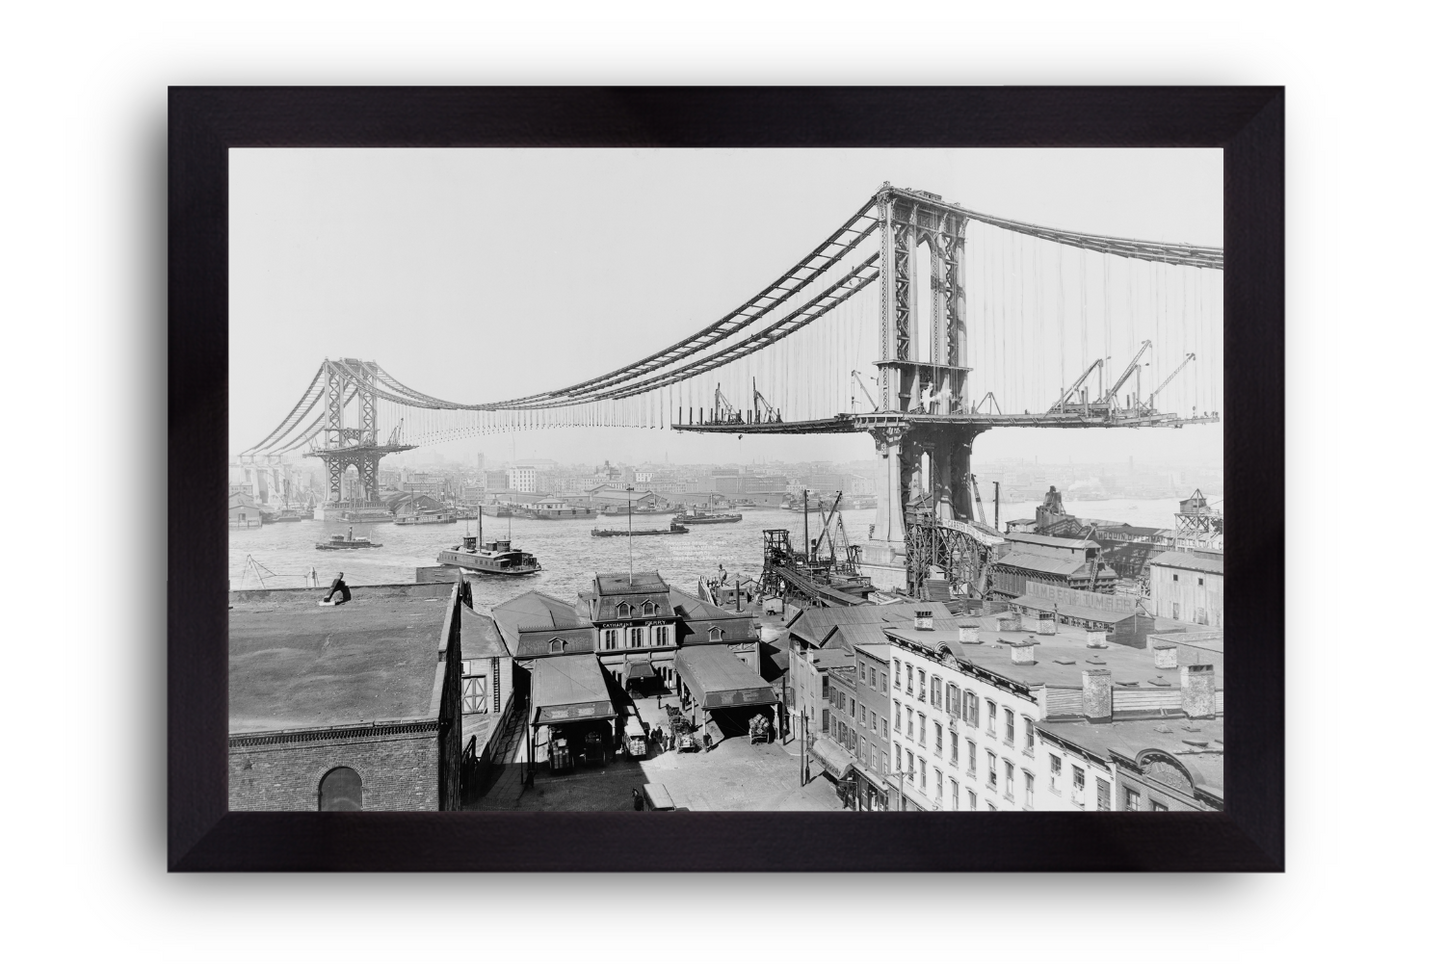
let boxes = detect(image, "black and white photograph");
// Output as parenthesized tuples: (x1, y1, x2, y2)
(226, 147, 1227, 817)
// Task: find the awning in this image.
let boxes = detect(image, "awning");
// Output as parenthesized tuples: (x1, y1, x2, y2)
(810, 735, 853, 780)
(626, 658, 658, 681)
(531, 654, 616, 726)
(675, 645, 777, 710)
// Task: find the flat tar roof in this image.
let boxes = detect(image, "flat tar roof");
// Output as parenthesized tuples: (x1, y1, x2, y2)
(229, 586, 447, 734)
(1041, 716, 1224, 797)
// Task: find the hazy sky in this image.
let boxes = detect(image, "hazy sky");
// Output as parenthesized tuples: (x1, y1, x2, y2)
(230, 148, 1222, 468)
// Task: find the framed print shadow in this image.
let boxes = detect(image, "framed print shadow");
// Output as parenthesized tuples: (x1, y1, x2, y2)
(169, 87, 1283, 871)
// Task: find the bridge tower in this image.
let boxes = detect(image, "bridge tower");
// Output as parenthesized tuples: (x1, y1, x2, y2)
(308, 358, 415, 507)
(860, 185, 984, 591)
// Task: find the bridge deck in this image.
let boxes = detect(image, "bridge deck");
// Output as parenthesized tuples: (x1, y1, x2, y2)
(674, 411, 1220, 435)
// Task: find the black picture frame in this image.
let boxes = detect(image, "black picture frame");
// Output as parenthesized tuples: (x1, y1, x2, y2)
(170, 86, 1283, 872)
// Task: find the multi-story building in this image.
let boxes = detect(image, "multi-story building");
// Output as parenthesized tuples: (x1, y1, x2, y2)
(991, 532, 1118, 597)
(507, 465, 539, 493)
(1148, 548, 1224, 627)
(576, 572, 684, 691)
(851, 644, 894, 810)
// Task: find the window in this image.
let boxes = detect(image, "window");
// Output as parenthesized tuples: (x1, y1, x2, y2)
(870, 710, 878, 733)
(1004, 761, 1014, 799)
(906, 708, 914, 740)
(918, 713, 926, 741)
(986, 700, 997, 735)
(906, 750, 915, 783)
(920, 762, 928, 792)
(641, 601, 657, 616)
(930, 676, 943, 709)
(1198, 577, 1204, 586)
(869, 666, 877, 689)
(655, 625, 670, 646)
(318, 766, 363, 811)
(1049, 755, 1062, 793)
(893, 701, 901, 730)
(967, 740, 977, 775)
(987, 802, 997, 812)
(603, 629, 618, 650)
(871, 746, 878, 772)
(951, 778, 959, 811)
(1097, 779, 1112, 811)
(1004, 708, 1015, 745)
(987, 751, 997, 789)
(1024, 771, 1035, 808)
(549, 638, 566, 654)
(708, 626, 723, 641)
(893, 659, 900, 686)
(629, 627, 644, 648)
(821, 677, 830, 699)
(905, 663, 914, 694)
(946, 683, 960, 718)
(822, 708, 830, 730)
(1024, 717, 1035, 756)
(963, 691, 978, 727)
(894, 743, 902, 771)
(1152, 800, 1169, 812)
(858, 660, 865, 680)
(617, 602, 632, 617)
(933, 768, 942, 798)
(1172, 574, 1179, 582)
(950, 730, 959, 765)
(849, 697, 856, 718)
(918, 668, 927, 701)
(968, 790, 977, 811)
(1125, 788, 1141, 811)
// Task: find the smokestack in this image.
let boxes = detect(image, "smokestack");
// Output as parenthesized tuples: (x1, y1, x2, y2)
(1082, 669, 1113, 723)
(1182, 664, 1216, 719)
(1154, 644, 1179, 669)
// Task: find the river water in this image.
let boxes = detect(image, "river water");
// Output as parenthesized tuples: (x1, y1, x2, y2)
(229, 496, 1213, 609)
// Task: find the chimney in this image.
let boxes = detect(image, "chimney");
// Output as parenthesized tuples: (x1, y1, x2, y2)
(1182, 664, 1216, 719)
(1086, 630, 1108, 649)
(1082, 669, 1113, 723)
(996, 612, 1022, 633)
(957, 619, 980, 644)
(1009, 638, 1037, 665)
(1037, 614, 1058, 636)
(914, 609, 934, 631)
(1154, 644, 1179, 669)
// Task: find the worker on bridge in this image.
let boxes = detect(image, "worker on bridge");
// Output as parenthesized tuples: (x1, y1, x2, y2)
(322, 572, 351, 606)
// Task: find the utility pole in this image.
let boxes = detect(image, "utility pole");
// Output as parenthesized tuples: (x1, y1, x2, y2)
(626, 483, 634, 586)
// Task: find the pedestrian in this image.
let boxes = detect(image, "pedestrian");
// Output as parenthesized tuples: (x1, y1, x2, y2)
(322, 571, 351, 605)
(632, 788, 644, 811)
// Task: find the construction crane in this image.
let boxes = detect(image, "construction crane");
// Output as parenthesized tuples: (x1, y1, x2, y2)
(1102, 340, 1152, 412)
(752, 377, 781, 423)
(1048, 358, 1104, 414)
(814, 491, 861, 573)
(1147, 353, 1197, 410)
(850, 370, 878, 412)
(714, 383, 740, 423)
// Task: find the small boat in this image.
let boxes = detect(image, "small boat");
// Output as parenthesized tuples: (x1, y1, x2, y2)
(316, 532, 381, 550)
(270, 507, 304, 523)
(591, 522, 689, 538)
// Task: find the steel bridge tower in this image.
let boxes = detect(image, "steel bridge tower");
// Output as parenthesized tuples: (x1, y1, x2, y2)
(309, 358, 415, 506)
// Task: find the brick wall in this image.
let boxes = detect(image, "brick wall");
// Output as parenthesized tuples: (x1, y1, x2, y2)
(229, 726, 441, 811)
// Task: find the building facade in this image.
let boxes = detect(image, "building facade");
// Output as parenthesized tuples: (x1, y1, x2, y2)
(1148, 549, 1224, 627)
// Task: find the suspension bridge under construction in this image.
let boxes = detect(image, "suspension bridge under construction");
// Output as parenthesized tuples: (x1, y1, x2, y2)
(239, 183, 1223, 595)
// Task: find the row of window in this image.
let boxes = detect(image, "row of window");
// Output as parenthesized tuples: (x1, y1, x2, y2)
(892, 742, 1037, 810)
(600, 625, 672, 650)
(610, 601, 662, 618)
(894, 699, 1035, 756)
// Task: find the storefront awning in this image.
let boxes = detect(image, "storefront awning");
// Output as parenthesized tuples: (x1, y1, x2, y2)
(626, 658, 658, 681)
(810, 735, 853, 780)
(531, 654, 616, 726)
(675, 645, 777, 710)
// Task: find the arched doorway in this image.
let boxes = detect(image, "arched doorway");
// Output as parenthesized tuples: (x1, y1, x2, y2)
(318, 766, 363, 811)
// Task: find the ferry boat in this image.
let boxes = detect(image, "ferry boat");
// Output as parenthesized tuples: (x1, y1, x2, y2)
(394, 508, 458, 525)
(590, 522, 689, 538)
(316, 531, 382, 550)
(437, 535, 542, 575)
(672, 506, 742, 525)
(519, 500, 596, 520)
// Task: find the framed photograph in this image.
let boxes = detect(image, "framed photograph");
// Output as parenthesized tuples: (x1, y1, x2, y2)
(171, 87, 1282, 871)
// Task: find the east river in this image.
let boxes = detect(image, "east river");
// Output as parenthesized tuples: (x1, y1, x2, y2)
(229, 496, 1213, 609)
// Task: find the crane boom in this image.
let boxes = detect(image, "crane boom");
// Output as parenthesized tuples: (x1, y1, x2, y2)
(1147, 353, 1196, 409)
(1103, 340, 1152, 407)
(714, 383, 738, 421)
(850, 370, 878, 411)
(752, 377, 781, 422)
(1048, 358, 1104, 414)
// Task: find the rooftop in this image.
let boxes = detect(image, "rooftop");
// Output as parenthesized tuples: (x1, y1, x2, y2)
(993, 550, 1090, 576)
(1005, 532, 1101, 551)
(459, 603, 509, 660)
(492, 591, 590, 651)
(1040, 716, 1225, 799)
(787, 600, 953, 648)
(1010, 592, 1147, 625)
(594, 571, 670, 595)
(1150, 549, 1224, 575)
(229, 585, 448, 734)
(882, 615, 1211, 693)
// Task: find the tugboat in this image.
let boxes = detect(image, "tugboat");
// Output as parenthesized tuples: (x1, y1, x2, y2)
(316, 527, 381, 550)
(591, 522, 689, 538)
(437, 508, 542, 576)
